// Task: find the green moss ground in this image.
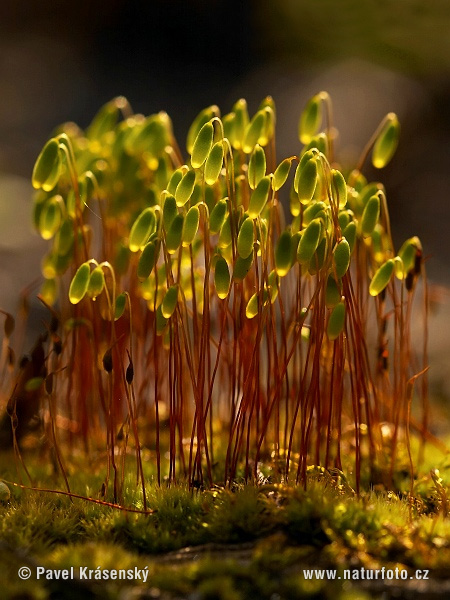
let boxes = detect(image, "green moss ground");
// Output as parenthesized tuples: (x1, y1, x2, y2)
(1, 437, 450, 600)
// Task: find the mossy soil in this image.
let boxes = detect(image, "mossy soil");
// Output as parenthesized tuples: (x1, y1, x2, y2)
(1, 437, 450, 600)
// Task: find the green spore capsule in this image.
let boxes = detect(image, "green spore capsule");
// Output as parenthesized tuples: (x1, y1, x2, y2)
(242, 110, 266, 154)
(233, 253, 253, 281)
(395, 236, 422, 279)
(209, 198, 228, 234)
(237, 218, 255, 259)
(372, 113, 400, 169)
(175, 169, 196, 206)
(163, 194, 177, 229)
(304, 132, 328, 156)
(297, 158, 318, 205)
(69, 262, 91, 304)
(361, 194, 380, 238)
(325, 275, 341, 308)
(40, 278, 58, 306)
(268, 270, 279, 303)
(214, 256, 230, 299)
(327, 301, 346, 341)
(155, 304, 168, 335)
(204, 141, 224, 185)
(275, 230, 293, 277)
(182, 206, 200, 246)
(87, 99, 120, 140)
(39, 196, 62, 240)
(297, 219, 322, 265)
(248, 175, 271, 218)
(166, 213, 184, 254)
(308, 237, 328, 275)
(359, 182, 383, 207)
(338, 210, 351, 231)
(245, 289, 269, 319)
(331, 169, 348, 209)
(129, 208, 156, 252)
(343, 221, 357, 253)
(32, 138, 62, 192)
(369, 259, 395, 296)
(88, 266, 105, 299)
(162, 285, 178, 318)
(293, 149, 315, 194)
(299, 94, 322, 144)
(248, 144, 266, 190)
(167, 167, 186, 196)
(303, 201, 326, 226)
(55, 218, 74, 256)
(218, 214, 232, 248)
(131, 114, 170, 156)
(230, 99, 249, 150)
(273, 157, 293, 191)
(187, 105, 219, 154)
(333, 238, 351, 278)
(114, 292, 127, 320)
(137, 241, 157, 281)
(191, 122, 214, 169)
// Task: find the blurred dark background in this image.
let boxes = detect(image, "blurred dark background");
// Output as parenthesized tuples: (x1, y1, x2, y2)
(0, 0, 449, 389)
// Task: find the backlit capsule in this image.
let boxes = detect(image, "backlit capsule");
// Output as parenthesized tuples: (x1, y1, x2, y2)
(327, 301, 346, 341)
(333, 238, 350, 278)
(297, 158, 318, 205)
(298, 94, 322, 144)
(182, 206, 200, 246)
(237, 218, 255, 259)
(204, 141, 224, 185)
(209, 198, 228, 234)
(32, 138, 62, 192)
(331, 169, 347, 209)
(361, 194, 380, 238)
(186, 105, 219, 154)
(248, 144, 266, 190)
(69, 262, 91, 304)
(214, 256, 230, 299)
(166, 214, 184, 254)
(297, 219, 321, 265)
(161, 285, 178, 318)
(369, 259, 395, 296)
(129, 208, 156, 252)
(275, 231, 292, 277)
(137, 241, 157, 281)
(248, 176, 271, 218)
(175, 169, 196, 206)
(273, 157, 293, 192)
(372, 113, 400, 169)
(242, 110, 266, 154)
(191, 122, 214, 168)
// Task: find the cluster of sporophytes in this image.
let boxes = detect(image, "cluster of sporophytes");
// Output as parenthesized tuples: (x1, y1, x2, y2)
(1, 91, 428, 504)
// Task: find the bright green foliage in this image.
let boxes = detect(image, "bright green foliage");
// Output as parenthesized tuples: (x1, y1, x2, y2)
(186, 105, 219, 154)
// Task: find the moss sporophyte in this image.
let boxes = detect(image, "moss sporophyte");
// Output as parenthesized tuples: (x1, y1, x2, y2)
(1, 92, 429, 508)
